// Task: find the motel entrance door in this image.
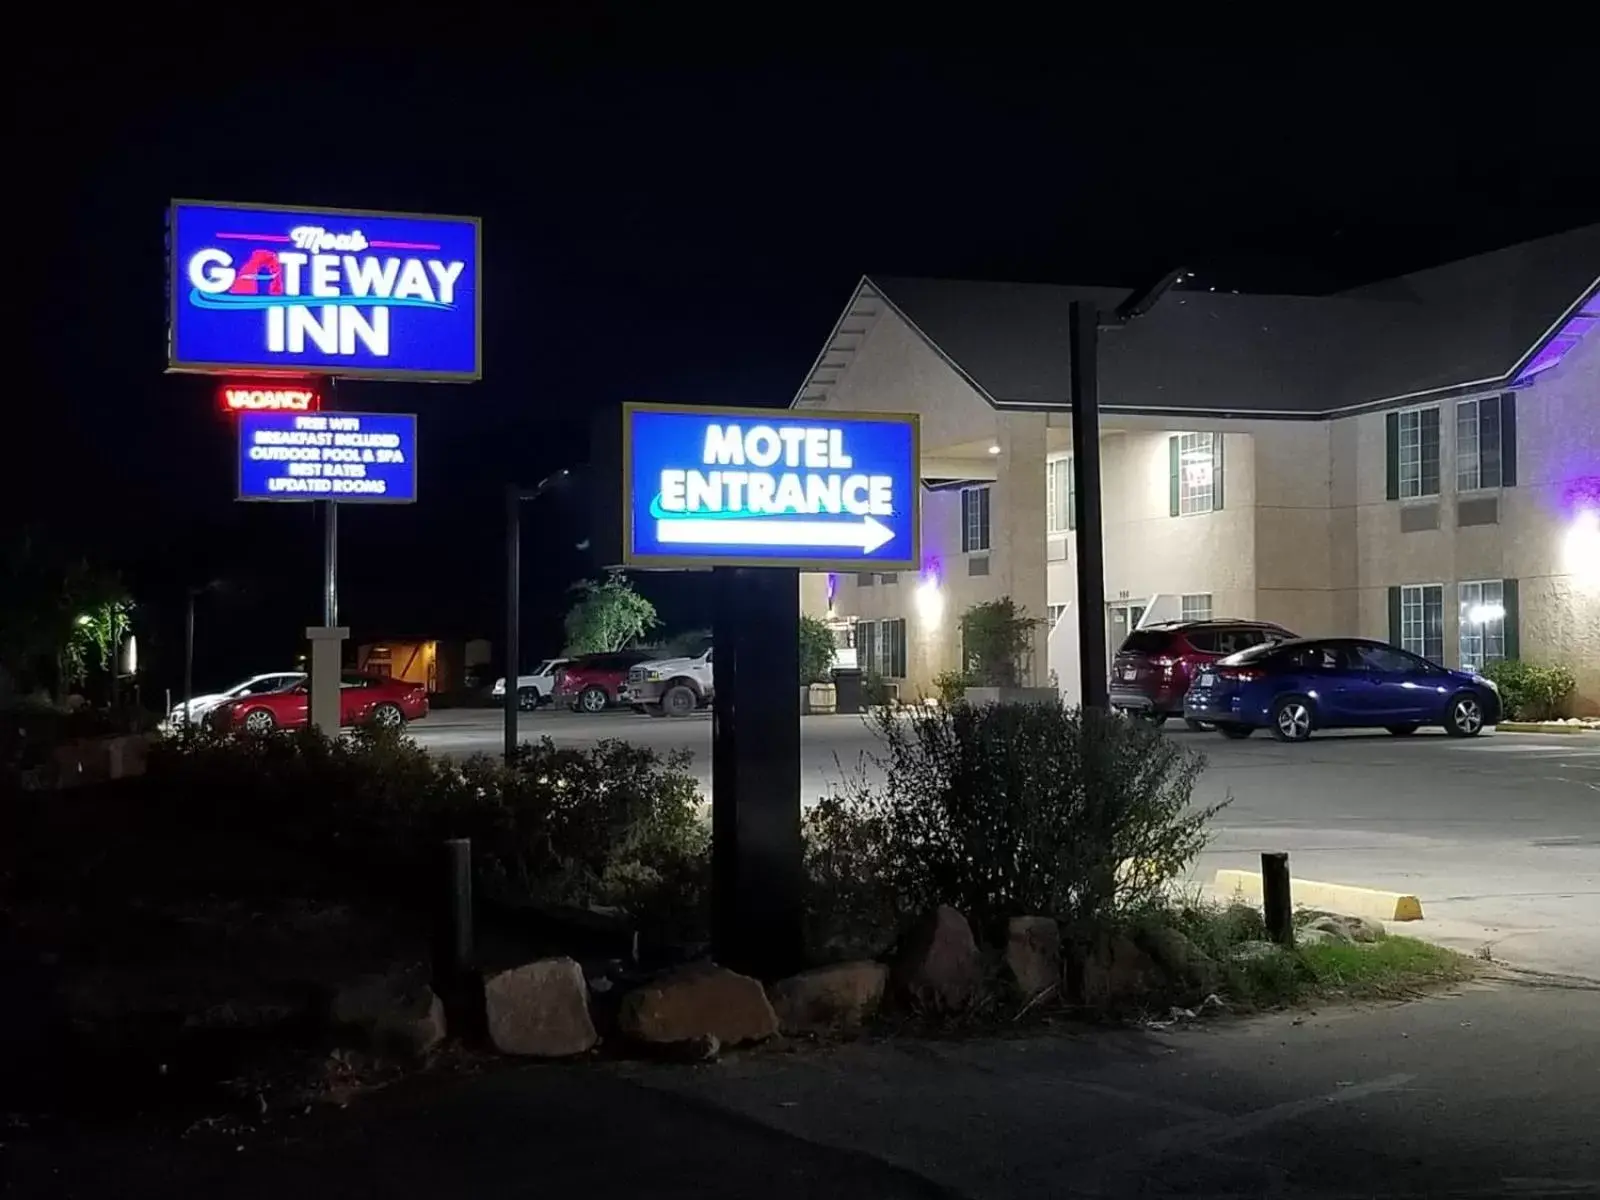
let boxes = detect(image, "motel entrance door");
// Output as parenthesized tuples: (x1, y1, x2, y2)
(1106, 601, 1146, 677)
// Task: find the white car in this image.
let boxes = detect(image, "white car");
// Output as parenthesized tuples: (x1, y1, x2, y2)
(491, 659, 570, 710)
(627, 648, 714, 718)
(164, 671, 306, 730)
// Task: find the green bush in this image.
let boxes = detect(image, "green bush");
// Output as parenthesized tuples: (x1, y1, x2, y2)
(1482, 659, 1578, 720)
(861, 672, 896, 708)
(798, 614, 837, 686)
(932, 669, 973, 707)
(958, 596, 1046, 688)
(805, 702, 1226, 948)
(148, 726, 709, 934)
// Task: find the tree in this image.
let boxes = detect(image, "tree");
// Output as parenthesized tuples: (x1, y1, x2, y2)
(798, 614, 836, 685)
(563, 571, 660, 655)
(0, 532, 132, 698)
(959, 596, 1046, 688)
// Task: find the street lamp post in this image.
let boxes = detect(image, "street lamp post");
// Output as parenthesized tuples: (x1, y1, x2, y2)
(504, 470, 570, 763)
(1070, 269, 1189, 709)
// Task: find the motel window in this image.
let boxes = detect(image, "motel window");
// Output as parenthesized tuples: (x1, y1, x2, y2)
(1394, 584, 1444, 664)
(857, 621, 878, 678)
(1169, 433, 1224, 517)
(1455, 397, 1506, 492)
(1387, 406, 1441, 500)
(1047, 604, 1067, 627)
(1459, 579, 1518, 672)
(961, 486, 991, 553)
(1046, 457, 1075, 533)
(880, 618, 908, 679)
(1181, 593, 1213, 622)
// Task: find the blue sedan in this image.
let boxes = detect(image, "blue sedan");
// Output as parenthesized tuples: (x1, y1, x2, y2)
(1183, 637, 1503, 742)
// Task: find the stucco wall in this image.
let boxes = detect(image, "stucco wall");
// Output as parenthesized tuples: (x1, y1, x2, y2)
(1341, 327, 1600, 711)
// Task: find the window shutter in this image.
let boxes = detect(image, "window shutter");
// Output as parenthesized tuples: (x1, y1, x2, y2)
(960, 489, 971, 552)
(1385, 413, 1400, 500)
(1212, 434, 1226, 511)
(1066, 458, 1076, 531)
(1387, 586, 1402, 645)
(1502, 578, 1520, 661)
(1168, 436, 1180, 516)
(1500, 393, 1518, 487)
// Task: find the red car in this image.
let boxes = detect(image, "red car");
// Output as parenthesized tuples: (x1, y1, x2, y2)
(552, 651, 654, 713)
(1110, 620, 1295, 728)
(215, 672, 429, 734)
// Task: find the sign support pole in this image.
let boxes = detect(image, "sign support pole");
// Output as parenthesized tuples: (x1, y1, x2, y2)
(324, 500, 339, 627)
(1069, 300, 1109, 710)
(711, 565, 804, 981)
(504, 484, 521, 764)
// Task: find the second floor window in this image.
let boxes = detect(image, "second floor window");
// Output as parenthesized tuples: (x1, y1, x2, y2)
(1389, 406, 1441, 499)
(961, 485, 991, 553)
(1455, 397, 1504, 492)
(1046, 457, 1074, 533)
(1171, 432, 1222, 516)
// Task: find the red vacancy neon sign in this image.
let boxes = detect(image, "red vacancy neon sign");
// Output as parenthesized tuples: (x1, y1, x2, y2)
(218, 383, 321, 414)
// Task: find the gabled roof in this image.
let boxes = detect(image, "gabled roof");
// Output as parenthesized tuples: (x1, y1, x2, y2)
(796, 225, 1600, 419)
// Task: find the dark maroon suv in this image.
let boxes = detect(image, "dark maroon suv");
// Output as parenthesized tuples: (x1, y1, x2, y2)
(1110, 620, 1296, 727)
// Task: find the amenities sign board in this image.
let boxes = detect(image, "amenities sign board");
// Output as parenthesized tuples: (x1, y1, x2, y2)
(238, 411, 418, 503)
(168, 200, 481, 381)
(622, 403, 920, 571)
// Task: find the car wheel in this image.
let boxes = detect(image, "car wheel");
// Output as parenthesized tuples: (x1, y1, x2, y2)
(243, 708, 276, 734)
(1216, 723, 1253, 739)
(1386, 724, 1420, 736)
(371, 702, 405, 730)
(1270, 696, 1314, 743)
(663, 685, 697, 718)
(643, 703, 667, 718)
(1445, 693, 1485, 738)
(517, 687, 540, 712)
(578, 686, 609, 714)
(1185, 718, 1213, 732)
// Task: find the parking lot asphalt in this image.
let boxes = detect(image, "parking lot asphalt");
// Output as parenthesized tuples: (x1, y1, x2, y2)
(410, 708, 1600, 978)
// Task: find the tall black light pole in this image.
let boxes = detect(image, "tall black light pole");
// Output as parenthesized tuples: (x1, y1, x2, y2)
(504, 470, 570, 763)
(183, 579, 224, 734)
(1071, 269, 1189, 710)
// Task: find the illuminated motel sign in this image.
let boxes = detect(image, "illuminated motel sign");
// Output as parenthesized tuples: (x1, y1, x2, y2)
(217, 383, 321, 414)
(167, 201, 481, 382)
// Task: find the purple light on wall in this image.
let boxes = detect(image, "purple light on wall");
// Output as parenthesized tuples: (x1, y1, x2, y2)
(826, 573, 838, 607)
(921, 555, 942, 587)
(1515, 285, 1600, 384)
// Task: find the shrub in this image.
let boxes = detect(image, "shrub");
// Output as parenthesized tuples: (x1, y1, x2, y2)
(807, 702, 1225, 946)
(147, 726, 709, 935)
(861, 672, 896, 708)
(798, 614, 837, 686)
(1482, 659, 1578, 720)
(958, 596, 1046, 688)
(931, 669, 973, 707)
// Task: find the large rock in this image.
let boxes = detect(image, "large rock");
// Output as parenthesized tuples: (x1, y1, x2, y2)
(1005, 917, 1061, 999)
(891, 905, 982, 1013)
(770, 962, 888, 1034)
(1306, 914, 1385, 944)
(1077, 933, 1160, 1008)
(484, 957, 598, 1058)
(329, 967, 446, 1057)
(618, 963, 777, 1046)
(1138, 925, 1221, 995)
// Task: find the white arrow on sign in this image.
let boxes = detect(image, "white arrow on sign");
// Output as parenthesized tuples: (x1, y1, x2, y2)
(656, 515, 895, 554)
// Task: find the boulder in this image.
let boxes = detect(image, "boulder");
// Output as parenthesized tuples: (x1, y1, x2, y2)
(1296, 927, 1340, 948)
(1138, 925, 1221, 994)
(770, 961, 888, 1034)
(1077, 933, 1161, 1008)
(618, 963, 777, 1046)
(1306, 914, 1385, 944)
(1005, 917, 1061, 999)
(484, 957, 598, 1058)
(891, 906, 982, 1013)
(329, 967, 446, 1058)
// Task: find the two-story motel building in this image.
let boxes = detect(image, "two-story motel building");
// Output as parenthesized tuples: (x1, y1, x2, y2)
(795, 225, 1600, 712)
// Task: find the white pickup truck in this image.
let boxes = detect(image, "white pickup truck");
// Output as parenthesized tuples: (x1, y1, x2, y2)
(626, 647, 714, 718)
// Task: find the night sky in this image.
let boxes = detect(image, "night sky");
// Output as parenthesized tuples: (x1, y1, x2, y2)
(18, 48, 1600, 693)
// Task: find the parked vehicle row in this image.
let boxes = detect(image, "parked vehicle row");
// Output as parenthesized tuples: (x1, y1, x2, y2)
(1110, 618, 1502, 742)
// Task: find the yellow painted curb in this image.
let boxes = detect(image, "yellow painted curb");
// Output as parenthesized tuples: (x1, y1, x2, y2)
(1496, 722, 1600, 735)
(1214, 869, 1424, 923)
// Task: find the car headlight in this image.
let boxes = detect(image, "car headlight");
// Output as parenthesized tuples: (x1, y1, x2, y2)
(645, 670, 664, 681)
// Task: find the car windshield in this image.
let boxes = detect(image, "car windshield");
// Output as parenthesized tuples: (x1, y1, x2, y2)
(1118, 631, 1171, 655)
(1221, 639, 1295, 666)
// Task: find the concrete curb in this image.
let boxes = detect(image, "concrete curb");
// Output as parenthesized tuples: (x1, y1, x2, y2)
(1214, 869, 1424, 923)
(1495, 722, 1600, 735)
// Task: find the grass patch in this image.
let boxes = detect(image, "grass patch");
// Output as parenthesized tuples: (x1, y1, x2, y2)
(1298, 935, 1474, 997)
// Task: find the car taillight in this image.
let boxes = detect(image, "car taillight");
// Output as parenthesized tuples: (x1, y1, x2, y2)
(1217, 667, 1264, 682)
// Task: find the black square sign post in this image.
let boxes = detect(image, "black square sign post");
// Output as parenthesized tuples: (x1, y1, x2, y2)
(607, 403, 920, 980)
